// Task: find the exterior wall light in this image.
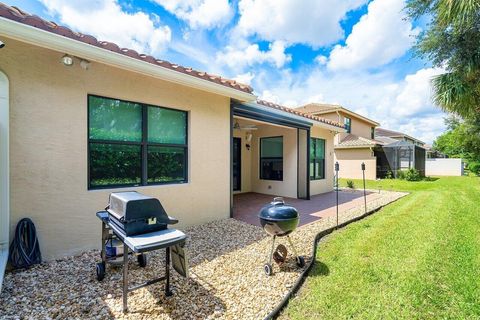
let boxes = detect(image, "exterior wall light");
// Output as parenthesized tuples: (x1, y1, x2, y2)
(61, 54, 74, 66)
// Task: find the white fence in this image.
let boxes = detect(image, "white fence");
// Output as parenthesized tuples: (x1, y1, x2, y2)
(425, 158, 464, 176)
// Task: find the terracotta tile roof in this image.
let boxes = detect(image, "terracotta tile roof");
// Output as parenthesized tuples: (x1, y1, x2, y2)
(296, 103, 341, 115)
(375, 135, 398, 145)
(376, 128, 425, 145)
(298, 103, 380, 126)
(0, 3, 253, 94)
(336, 134, 383, 148)
(375, 127, 405, 137)
(256, 100, 345, 129)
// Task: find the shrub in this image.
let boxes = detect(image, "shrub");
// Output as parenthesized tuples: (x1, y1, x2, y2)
(396, 170, 407, 180)
(468, 162, 480, 176)
(346, 180, 355, 189)
(404, 168, 421, 181)
(385, 170, 393, 179)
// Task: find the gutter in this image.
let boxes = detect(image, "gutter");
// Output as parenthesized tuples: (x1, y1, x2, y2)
(0, 17, 257, 102)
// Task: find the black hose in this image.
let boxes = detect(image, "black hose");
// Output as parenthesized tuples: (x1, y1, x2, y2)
(8, 218, 42, 269)
(264, 197, 404, 320)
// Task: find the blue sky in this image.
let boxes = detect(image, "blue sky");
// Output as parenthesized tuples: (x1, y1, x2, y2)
(6, 0, 446, 143)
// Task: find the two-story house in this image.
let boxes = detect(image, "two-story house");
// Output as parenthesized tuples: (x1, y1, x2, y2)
(297, 103, 383, 180)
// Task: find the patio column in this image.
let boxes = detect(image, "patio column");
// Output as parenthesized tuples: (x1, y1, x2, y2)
(297, 128, 309, 199)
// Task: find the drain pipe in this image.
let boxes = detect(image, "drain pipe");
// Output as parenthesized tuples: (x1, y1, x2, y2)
(263, 196, 405, 320)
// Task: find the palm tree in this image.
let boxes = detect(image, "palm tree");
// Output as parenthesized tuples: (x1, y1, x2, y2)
(408, 0, 480, 118)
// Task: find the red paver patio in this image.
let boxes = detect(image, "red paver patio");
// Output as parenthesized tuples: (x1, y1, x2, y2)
(233, 190, 383, 227)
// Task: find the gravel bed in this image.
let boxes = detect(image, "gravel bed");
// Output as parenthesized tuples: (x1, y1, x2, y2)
(0, 190, 406, 320)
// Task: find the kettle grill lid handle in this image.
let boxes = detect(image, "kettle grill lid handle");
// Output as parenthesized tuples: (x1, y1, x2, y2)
(272, 197, 285, 205)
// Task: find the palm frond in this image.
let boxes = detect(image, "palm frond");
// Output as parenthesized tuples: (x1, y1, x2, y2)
(432, 72, 480, 117)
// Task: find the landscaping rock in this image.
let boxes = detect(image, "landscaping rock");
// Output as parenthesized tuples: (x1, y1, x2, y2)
(0, 191, 406, 319)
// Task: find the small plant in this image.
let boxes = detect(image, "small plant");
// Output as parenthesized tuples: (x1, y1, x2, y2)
(385, 170, 393, 179)
(346, 180, 355, 189)
(405, 168, 421, 181)
(396, 170, 407, 180)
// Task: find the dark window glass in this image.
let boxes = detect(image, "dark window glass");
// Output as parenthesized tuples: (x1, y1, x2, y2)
(147, 146, 186, 183)
(310, 138, 325, 180)
(89, 143, 141, 187)
(344, 117, 351, 134)
(89, 96, 142, 142)
(88, 95, 188, 189)
(148, 107, 187, 144)
(260, 137, 283, 181)
(371, 127, 375, 139)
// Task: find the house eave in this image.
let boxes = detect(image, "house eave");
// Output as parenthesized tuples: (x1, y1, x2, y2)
(0, 17, 257, 102)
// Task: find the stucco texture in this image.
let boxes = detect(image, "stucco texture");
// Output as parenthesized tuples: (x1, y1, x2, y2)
(1, 38, 231, 260)
(335, 148, 376, 180)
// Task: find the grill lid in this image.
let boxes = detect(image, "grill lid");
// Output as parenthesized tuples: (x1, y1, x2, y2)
(258, 197, 299, 221)
(107, 191, 168, 223)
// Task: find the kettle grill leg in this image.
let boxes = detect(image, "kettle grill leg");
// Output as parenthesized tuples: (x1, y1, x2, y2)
(268, 236, 276, 265)
(165, 247, 172, 296)
(286, 236, 299, 257)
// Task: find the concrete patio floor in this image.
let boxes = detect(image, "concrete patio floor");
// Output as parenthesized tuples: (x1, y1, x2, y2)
(233, 189, 384, 227)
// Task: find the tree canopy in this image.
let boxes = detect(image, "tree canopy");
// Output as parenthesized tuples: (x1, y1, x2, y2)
(407, 0, 480, 118)
(433, 116, 480, 160)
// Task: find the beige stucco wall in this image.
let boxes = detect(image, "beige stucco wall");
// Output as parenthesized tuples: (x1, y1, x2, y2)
(320, 111, 374, 143)
(250, 124, 297, 198)
(2, 38, 231, 260)
(335, 148, 376, 180)
(310, 126, 335, 195)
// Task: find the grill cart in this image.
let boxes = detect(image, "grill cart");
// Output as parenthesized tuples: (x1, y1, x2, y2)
(95, 191, 189, 312)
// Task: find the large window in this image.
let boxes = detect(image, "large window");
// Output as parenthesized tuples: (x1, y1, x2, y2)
(310, 138, 325, 180)
(344, 117, 351, 133)
(88, 95, 188, 189)
(260, 136, 283, 181)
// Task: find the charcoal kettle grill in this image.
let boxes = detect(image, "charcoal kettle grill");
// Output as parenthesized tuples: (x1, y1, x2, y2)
(258, 197, 305, 276)
(95, 191, 189, 312)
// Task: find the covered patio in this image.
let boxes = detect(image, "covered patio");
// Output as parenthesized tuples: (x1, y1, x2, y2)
(233, 189, 384, 227)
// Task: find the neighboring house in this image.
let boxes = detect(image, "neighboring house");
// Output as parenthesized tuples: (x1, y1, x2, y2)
(375, 128, 426, 147)
(0, 0, 345, 287)
(296, 103, 382, 180)
(375, 128, 426, 177)
(424, 144, 447, 159)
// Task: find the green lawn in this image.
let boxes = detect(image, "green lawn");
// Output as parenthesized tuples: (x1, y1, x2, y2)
(282, 176, 480, 319)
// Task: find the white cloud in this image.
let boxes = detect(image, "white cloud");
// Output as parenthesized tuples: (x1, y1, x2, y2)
(328, 0, 420, 70)
(315, 55, 328, 65)
(40, 0, 171, 55)
(254, 67, 445, 143)
(233, 72, 255, 85)
(216, 41, 291, 70)
(154, 0, 233, 29)
(235, 0, 367, 47)
(394, 67, 444, 117)
(259, 90, 281, 104)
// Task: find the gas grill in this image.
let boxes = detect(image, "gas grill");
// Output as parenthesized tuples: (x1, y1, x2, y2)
(95, 191, 188, 313)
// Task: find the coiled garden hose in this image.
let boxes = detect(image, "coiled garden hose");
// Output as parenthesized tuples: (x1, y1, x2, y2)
(8, 218, 42, 269)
